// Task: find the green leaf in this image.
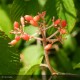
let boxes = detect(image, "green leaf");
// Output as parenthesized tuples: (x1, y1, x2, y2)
(0, 30, 20, 75)
(63, 34, 77, 52)
(0, 7, 12, 38)
(43, 0, 58, 36)
(56, 49, 73, 72)
(74, 63, 80, 69)
(24, 25, 38, 46)
(16, 65, 40, 80)
(72, 48, 80, 64)
(24, 25, 38, 35)
(11, 0, 41, 22)
(74, 0, 80, 21)
(56, 0, 76, 32)
(18, 45, 44, 75)
(38, 0, 47, 7)
(43, 0, 76, 36)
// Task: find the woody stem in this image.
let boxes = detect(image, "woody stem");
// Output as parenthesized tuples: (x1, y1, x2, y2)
(40, 26, 56, 74)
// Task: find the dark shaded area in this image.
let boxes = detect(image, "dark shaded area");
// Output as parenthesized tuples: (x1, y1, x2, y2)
(0, 0, 13, 4)
(74, 0, 80, 21)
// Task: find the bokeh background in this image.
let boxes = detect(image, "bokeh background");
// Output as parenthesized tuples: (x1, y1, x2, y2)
(0, 0, 80, 80)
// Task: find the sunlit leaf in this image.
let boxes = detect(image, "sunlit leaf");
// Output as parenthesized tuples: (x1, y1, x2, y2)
(18, 45, 44, 75)
(24, 25, 38, 35)
(0, 7, 12, 38)
(57, 0, 76, 32)
(43, 0, 76, 36)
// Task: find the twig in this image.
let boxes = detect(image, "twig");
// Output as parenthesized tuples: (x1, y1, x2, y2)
(47, 30, 59, 39)
(31, 36, 43, 41)
(10, 31, 21, 34)
(48, 72, 80, 80)
(40, 64, 48, 68)
(45, 24, 53, 30)
(46, 39, 58, 44)
(52, 72, 80, 77)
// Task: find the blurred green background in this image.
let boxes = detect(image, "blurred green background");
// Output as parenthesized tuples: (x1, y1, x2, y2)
(0, 0, 80, 80)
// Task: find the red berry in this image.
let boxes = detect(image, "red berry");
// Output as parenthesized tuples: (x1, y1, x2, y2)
(24, 15, 33, 22)
(14, 21, 19, 29)
(44, 44, 52, 51)
(61, 20, 67, 28)
(30, 19, 38, 27)
(15, 36, 20, 41)
(60, 28, 66, 34)
(21, 34, 30, 41)
(33, 15, 40, 21)
(54, 19, 61, 26)
(9, 40, 17, 45)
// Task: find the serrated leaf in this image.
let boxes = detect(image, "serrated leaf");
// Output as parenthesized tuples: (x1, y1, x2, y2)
(56, 0, 76, 32)
(43, 0, 76, 36)
(0, 30, 20, 75)
(11, 0, 41, 22)
(0, 7, 12, 38)
(18, 45, 44, 75)
(43, 0, 58, 36)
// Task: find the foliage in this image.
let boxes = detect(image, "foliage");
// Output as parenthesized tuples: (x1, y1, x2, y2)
(0, 30, 20, 75)
(0, 0, 80, 80)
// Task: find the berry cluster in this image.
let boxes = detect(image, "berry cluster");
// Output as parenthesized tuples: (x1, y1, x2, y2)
(9, 20, 30, 45)
(9, 11, 46, 45)
(44, 19, 67, 50)
(53, 19, 67, 34)
(9, 11, 67, 50)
